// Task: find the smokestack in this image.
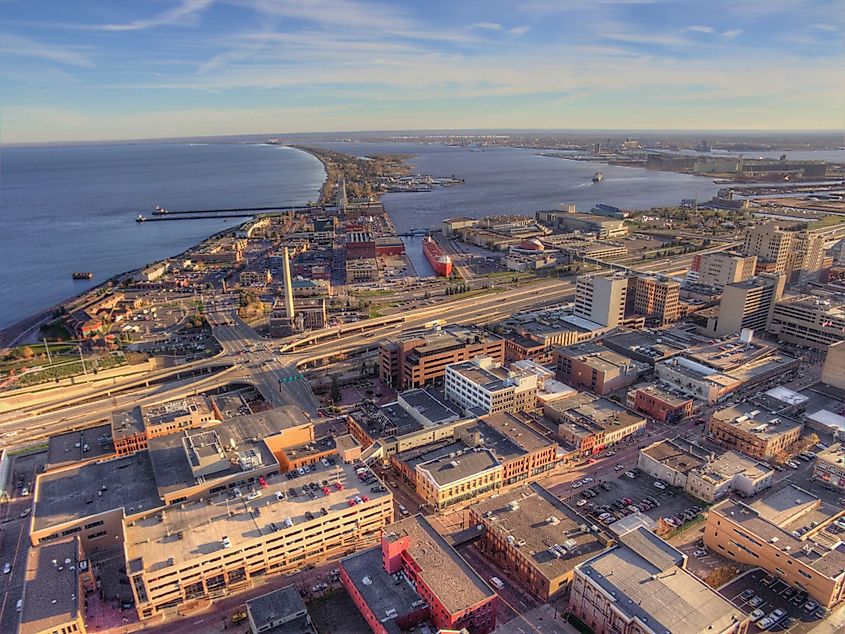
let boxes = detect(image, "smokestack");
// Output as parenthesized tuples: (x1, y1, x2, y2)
(282, 247, 295, 320)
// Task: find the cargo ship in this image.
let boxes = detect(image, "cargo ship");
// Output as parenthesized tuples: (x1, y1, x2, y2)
(72, 272, 93, 280)
(422, 236, 453, 277)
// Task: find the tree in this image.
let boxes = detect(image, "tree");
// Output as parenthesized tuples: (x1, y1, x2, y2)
(21, 346, 34, 360)
(329, 375, 341, 404)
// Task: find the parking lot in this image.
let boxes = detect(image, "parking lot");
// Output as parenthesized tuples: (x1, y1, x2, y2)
(721, 568, 829, 633)
(565, 468, 705, 533)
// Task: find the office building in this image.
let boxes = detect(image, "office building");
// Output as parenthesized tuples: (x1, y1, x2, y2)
(822, 341, 845, 389)
(574, 273, 628, 328)
(18, 538, 88, 634)
(704, 485, 845, 608)
(554, 342, 647, 396)
(696, 252, 757, 289)
(812, 443, 845, 491)
(694, 274, 785, 338)
(345, 258, 381, 284)
(341, 514, 499, 634)
(627, 275, 680, 325)
(769, 294, 845, 351)
(246, 585, 315, 634)
(379, 325, 505, 390)
(466, 483, 612, 600)
(707, 404, 803, 460)
(627, 384, 693, 424)
(535, 209, 628, 239)
(444, 356, 538, 415)
(569, 527, 749, 634)
(742, 224, 826, 285)
(544, 393, 647, 455)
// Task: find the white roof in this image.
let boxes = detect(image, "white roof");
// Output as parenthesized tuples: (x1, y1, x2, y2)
(808, 409, 845, 431)
(765, 386, 809, 406)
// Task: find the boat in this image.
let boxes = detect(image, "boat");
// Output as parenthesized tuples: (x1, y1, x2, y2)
(592, 171, 604, 183)
(136, 214, 146, 222)
(422, 236, 453, 277)
(152, 206, 167, 215)
(72, 272, 93, 280)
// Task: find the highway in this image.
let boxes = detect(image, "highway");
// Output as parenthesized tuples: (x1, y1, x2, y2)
(0, 248, 708, 447)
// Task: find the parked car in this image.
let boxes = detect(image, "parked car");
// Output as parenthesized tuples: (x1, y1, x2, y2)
(739, 589, 755, 601)
(653, 480, 667, 490)
(748, 609, 764, 622)
(749, 596, 763, 608)
(3, 563, 10, 574)
(624, 471, 636, 479)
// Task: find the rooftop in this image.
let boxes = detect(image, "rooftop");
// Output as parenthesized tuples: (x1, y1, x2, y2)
(34, 452, 162, 534)
(547, 394, 646, 438)
(19, 539, 82, 634)
(142, 394, 215, 429)
(580, 527, 746, 634)
(557, 342, 647, 375)
(701, 451, 773, 483)
(341, 547, 423, 634)
(246, 584, 312, 632)
(397, 388, 461, 427)
(384, 515, 495, 614)
(603, 330, 686, 363)
(47, 423, 114, 467)
(642, 440, 706, 475)
(447, 361, 511, 392)
(469, 483, 609, 582)
(685, 337, 779, 372)
(635, 384, 693, 407)
(711, 404, 803, 440)
(125, 457, 388, 573)
(750, 483, 819, 526)
(816, 443, 845, 467)
(476, 412, 554, 456)
(111, 407, 145, 441)
(416, 447, 500, 487)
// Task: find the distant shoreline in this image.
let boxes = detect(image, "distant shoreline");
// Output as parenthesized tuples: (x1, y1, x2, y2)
(0, 144, 327, 350)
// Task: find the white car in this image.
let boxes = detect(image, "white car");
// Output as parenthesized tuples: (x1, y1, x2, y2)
(576, 499, 588, 507)
(653, 481, 667, 490)
(583, 477, 594, 483)
(624, 471, 636, 479)
(3, 563, 10, 574)
(749, 609, 764, 622)
(571, 482, 583, 489)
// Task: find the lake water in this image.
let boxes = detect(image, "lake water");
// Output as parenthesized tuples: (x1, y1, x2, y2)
(0, 143, 325, 329)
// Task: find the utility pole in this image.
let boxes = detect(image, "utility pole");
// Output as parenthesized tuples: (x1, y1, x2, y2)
(78, 345, 89, 382)
(43, 338, 52, 365)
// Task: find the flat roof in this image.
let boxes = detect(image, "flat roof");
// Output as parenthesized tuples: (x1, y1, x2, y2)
(147, 406, 307, 497)
(111, 407, 145, 441)
(686, 337, 778, 372)
(603, 330, 686, 362)
(635, 384, 693, 407)
(476, 412, 554, 455)
(246, 584, 309, 629)
(341, 547, 422, 634)
(703, 451, 772, 483)
(384, 515, 495, 614)
(398, 388, 460, 426)
(34, 452, 162, 534)
(548, 394, 646, 438)
(416, 448, 500, 487)
(19, 539, 81, 634)
(125, 458, 389, 573)
(448, 361, 511, 392)
(711, 404, 803, 439)
(469, 483, 609, 582)
(142, 394, 214, 428)
(580, 527, 746, 634)
(816, 443, 845, 468)
(642, 440, 706, 475)
(48, 423, 114, 466)
(751, 483, 818, 526)
(558, 342, 646, 374)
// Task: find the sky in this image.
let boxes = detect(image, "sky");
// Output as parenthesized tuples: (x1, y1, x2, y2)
(1, 0, 844, 143)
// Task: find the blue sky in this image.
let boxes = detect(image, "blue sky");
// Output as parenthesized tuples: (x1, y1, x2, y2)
(1, 0, 843, 143)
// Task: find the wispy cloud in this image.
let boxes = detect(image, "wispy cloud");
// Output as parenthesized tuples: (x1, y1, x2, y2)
(101, 0, 213, 32)
(509, 26, 530, 36)
(810, 23, 839, 32)
(470, 22, 503, 31)
(721, 29, 743, 39)
(684, 25, 715, 34)
(0, 32, 92, 67)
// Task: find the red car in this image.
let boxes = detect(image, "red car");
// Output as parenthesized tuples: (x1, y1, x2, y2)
(347, 499, 357, 507)
(258, 476, 268, 488)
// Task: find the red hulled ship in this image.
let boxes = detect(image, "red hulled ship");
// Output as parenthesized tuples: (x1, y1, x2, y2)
(422, 236, 453, 277)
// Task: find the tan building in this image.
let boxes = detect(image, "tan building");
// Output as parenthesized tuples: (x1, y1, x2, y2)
(812, 443, 845, 491)
(769, 294, 845, 351)
(535, 209, 628, 239)
(569, 527, 750, 634)
(18, 538, 88, 634)
(695, 274, 785, 338)
(743, 224, 825, 285)
(466, 483, 612, 601)
(545, 393, 647, 456)
(697, 251, 757, 289)
(379, 325, 505, 389)
(554, 342, 647, 396)
(822, 341, 845, 389)
(246, 585, 315, 634)
(628, 275, 680, 325)
(444, 356, 538, 415)
(704, 485, 845, 608)
(410, 413, 557, 512)
(345, 257, 381, 283)
(574, 273, 628, 327)
(707, 404, 803, 460)
(743, 224, 794, 276)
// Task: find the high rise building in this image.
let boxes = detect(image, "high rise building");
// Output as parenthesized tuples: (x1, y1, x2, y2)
(697, 252, 757, 289)
(574, 273, 627, 328)
(627, 275, 680, 325)
(742, 224, 826, 285)
(695, 273, 785, 337)
(743, 224, 793, 275)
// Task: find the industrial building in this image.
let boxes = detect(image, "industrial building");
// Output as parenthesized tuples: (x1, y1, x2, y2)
(535, 209, 628, 239)
(704, 485, 845, 608)
(466, 483, 612, 600)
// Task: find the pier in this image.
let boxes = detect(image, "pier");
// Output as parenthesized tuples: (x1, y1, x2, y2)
(137, 203, 322, 223)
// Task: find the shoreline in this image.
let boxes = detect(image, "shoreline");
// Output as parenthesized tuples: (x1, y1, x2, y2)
(0, 146, 328, 351)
